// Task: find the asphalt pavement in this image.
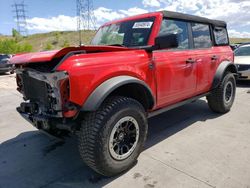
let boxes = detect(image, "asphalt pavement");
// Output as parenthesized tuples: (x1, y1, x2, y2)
(0, 73, 250, 188)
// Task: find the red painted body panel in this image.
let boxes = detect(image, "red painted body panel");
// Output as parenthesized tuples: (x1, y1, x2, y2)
(153, 49, 198, 108)
(56, 50, 156, 107)
(9, 46, 131, 64)
(10, 50, 59, 64)
(193, 46, 234, 94)
(154, 46, 233, 108)
(54, 13, 163, 109)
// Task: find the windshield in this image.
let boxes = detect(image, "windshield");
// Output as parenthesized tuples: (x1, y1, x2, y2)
(91, 17, 155, 47)
(235, 46, 250, 56)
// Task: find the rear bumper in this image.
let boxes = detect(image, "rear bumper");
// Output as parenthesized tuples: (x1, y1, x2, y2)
(238, 70, 250, 80)
(0, 66, 13, 73)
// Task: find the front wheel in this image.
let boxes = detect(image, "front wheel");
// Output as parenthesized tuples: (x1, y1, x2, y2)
(207, 73, 236, 113)
(78, 96, 148, 176)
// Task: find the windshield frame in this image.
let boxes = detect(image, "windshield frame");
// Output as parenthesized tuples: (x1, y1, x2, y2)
(91, 17, 156, 48)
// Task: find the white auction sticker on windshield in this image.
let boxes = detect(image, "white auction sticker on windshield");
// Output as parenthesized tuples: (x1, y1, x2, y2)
(133, 22, 153, 29)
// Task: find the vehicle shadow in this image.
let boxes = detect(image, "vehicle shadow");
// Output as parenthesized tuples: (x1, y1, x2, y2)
(0, 72, 9, 76)
(0, 99, 222, 188)
(236, 80, 250, 88)
(146, 99, 220, 149)
(0, 72, 14, 77)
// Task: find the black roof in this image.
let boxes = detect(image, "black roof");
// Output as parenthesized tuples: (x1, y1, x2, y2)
(161, 11, 227, 27)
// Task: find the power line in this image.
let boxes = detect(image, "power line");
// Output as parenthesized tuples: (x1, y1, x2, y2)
(12, 1, 28, 36)
(76, 0, 97, 46)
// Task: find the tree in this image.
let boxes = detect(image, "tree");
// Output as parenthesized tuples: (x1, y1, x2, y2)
(12, 29, 22, 42)
(44, 42, 53, 51)
(62, 40, 70, 48)
(0, 39, 32, 54)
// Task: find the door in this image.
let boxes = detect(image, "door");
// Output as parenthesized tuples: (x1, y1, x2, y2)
(153, 19, 197, 108)
(189, 22, 217, 94)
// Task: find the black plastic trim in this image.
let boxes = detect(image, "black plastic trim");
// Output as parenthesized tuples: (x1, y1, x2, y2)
(161, 11, 226, 27)
(211, 61, 238, 89)
(148, 92, 210, 118)
(81, 76, 155, 111)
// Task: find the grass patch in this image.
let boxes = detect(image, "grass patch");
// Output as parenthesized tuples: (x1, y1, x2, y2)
(0, 31, 249, 54)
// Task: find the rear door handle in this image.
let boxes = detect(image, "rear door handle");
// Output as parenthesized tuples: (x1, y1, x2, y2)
(186, 58, 196, 64)
(211, 55, 218, 61)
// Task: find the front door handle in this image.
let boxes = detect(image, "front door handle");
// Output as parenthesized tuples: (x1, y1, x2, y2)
(211, 55, 218, 61)
(186, 58, 196, 64)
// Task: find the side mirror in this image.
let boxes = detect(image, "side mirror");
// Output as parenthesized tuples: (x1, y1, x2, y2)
(154, 34, 178, 50)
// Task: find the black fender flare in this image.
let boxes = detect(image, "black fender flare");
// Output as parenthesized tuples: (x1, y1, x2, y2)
(81, 76, 155, 111)
(211, 61, 238, 90)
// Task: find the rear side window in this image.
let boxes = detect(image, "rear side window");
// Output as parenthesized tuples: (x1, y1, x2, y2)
(159, 19, 189, 49)
(213, 27, 229, 45)
(191, 23, 212, 49)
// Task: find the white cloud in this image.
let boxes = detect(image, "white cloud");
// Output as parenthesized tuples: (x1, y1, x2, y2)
(228, 29, 250, 38)
(26, 15, 77, 32)
(142, 0, 161, 7)
(119, 7, 148, 16)
(26, 6, 148, 33)
(157, 0, 250, 38)
(25, 1, 250, 38)
(94, 7, 124, 23)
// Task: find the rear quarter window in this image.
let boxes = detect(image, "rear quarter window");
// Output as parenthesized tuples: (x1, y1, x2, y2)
(213, 27, 229, 45)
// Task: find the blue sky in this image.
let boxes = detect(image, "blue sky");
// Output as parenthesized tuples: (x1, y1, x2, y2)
(1, 0, 250, 37)
(0, 0, 140, 35)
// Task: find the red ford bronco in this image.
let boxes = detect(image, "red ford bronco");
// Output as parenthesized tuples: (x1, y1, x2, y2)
(10, 11, 237, 176)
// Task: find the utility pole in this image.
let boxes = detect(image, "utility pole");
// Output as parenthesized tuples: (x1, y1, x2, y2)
(76, 0, 96, 46)
(12, 1, 28, 36)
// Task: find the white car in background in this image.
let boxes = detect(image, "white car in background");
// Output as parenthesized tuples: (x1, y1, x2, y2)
(234, 44, 250, 80)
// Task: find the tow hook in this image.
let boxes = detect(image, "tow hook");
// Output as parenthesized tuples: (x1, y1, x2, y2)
(33, 117, 50, 130)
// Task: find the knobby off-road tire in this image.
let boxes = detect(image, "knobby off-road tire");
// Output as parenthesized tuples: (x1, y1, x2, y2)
(207, 73, 236, 113)
(78, 96, 148, 176)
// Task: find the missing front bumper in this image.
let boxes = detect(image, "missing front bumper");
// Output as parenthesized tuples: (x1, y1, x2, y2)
(16, 69, 69, 117)
(17, 106, 77, 132)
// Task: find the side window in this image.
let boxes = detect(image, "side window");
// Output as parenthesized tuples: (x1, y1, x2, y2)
(213, 27, 229, 45)
(159, 19, 189, 49)
(191, 23, 212, 48)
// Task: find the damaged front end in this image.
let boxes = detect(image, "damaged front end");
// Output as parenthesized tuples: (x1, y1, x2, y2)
(10, 46, 130, 135)
(16, 69, 79, 134)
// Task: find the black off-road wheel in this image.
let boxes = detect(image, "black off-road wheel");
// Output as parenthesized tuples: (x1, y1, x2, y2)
(207, 73, 236, 113)
(78, 96, 148, 176)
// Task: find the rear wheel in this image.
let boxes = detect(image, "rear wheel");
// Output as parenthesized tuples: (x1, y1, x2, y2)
(207, 73, 236, 113)
(78, 96, 148, 176)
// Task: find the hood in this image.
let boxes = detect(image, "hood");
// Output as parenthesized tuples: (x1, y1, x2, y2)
(10, 46, 130, 65)
(234, 56, 250, 65)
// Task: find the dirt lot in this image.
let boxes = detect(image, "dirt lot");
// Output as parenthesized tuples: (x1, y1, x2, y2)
(0, 73, 250, 188)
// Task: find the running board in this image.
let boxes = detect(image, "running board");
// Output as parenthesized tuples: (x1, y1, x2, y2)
(148, 92, 210, 118)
